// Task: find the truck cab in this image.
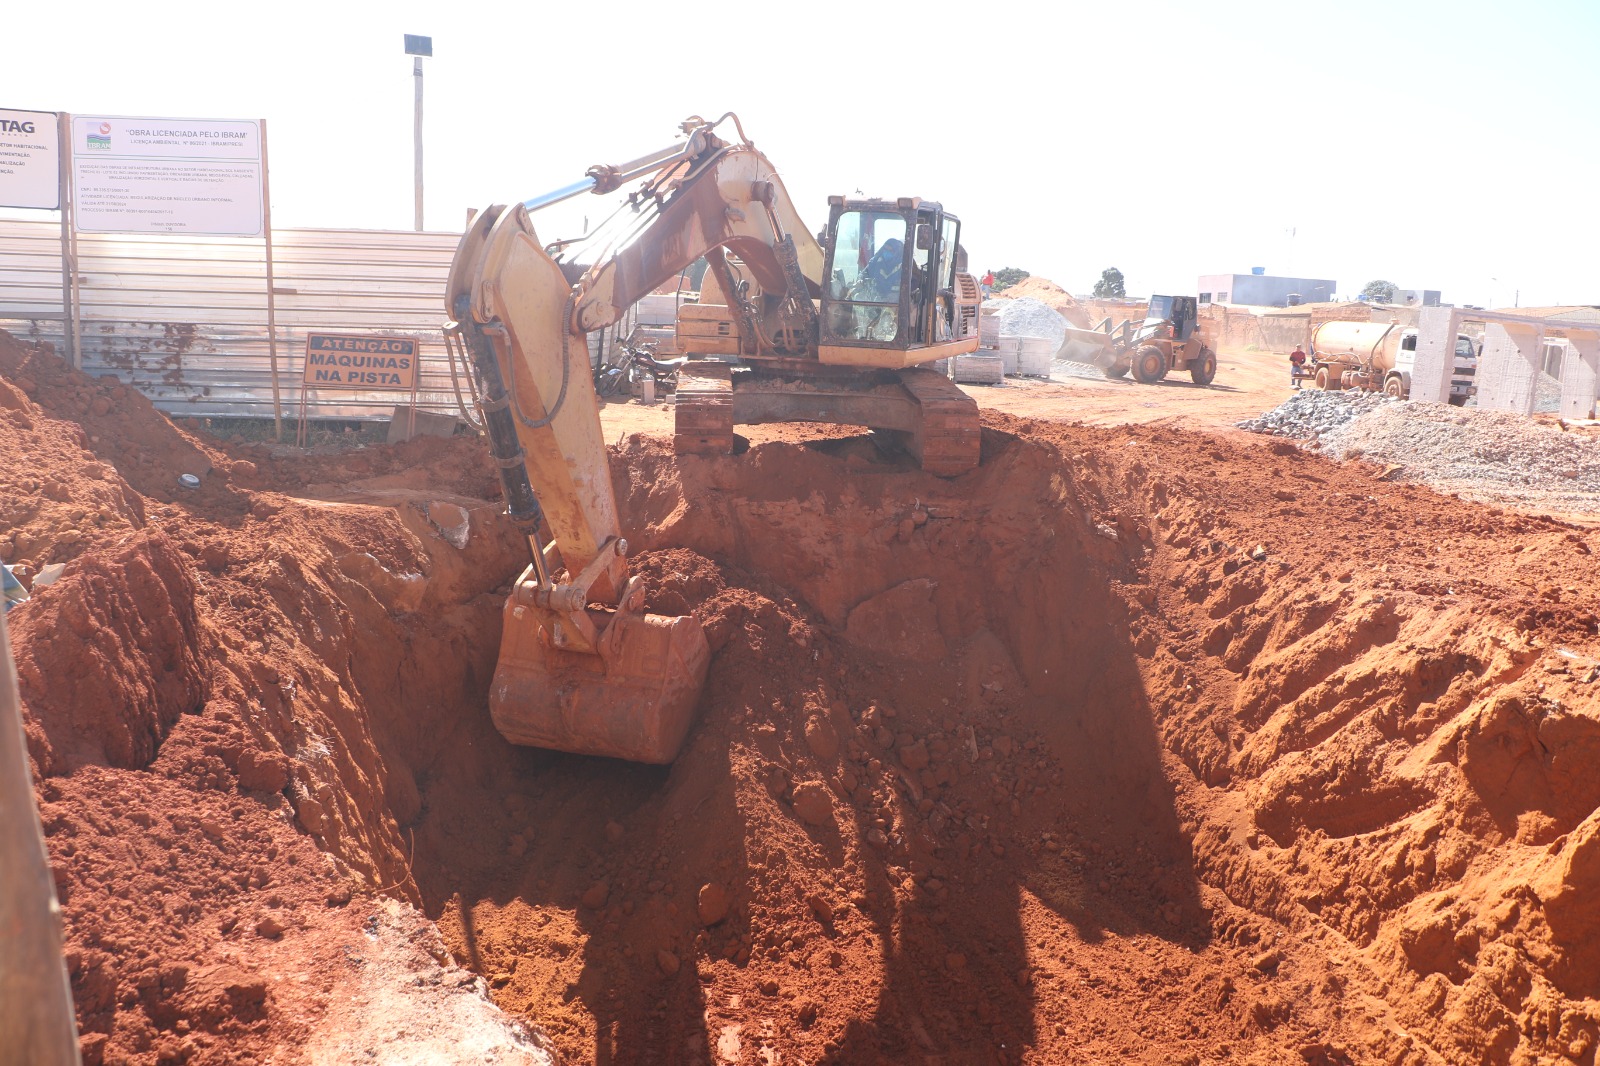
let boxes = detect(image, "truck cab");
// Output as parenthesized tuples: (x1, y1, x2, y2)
(1390, 329, 1478, 405)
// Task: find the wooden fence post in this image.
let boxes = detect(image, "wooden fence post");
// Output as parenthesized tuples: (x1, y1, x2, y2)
(0, 604, 81, 1065)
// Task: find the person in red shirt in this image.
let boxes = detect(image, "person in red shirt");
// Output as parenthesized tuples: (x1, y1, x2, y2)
(1289, 345, 1307, 389)
(980, 270, 995, 299)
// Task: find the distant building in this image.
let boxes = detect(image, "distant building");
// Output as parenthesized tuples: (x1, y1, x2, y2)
(1199, 273, 1336, 307)
(1392, 288, 1442, 307)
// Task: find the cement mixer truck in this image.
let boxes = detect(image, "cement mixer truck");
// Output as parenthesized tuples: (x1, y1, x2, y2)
(1308, 320, 1478, 404)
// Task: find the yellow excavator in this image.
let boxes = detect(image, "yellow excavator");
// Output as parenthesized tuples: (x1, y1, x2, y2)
(444, 112, 982, 763)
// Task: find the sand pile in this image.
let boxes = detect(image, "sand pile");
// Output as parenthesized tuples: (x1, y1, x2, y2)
(991, 276, 1091, 329)
(9, 323, 1600, 1065)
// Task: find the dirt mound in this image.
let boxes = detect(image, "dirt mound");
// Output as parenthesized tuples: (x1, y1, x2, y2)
(991, 276, 1091, 328)
(0, 329, 219, 506)
(17, 529, 204, 774)
(11, 323, 1600, 1064)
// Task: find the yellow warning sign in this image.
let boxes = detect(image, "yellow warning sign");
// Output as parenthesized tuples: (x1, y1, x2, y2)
(302, 333, 418, 390)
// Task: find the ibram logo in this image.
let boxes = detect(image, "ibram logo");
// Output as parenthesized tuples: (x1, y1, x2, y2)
(86, 121, 112, 150)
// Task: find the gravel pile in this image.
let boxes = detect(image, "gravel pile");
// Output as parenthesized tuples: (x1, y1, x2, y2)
(1322, 404, 1600, 490)
(1235, 389, 1398, 440)
(1536, 372, 1563, 414)
(993, 298, 1067, 346)
(1240, 389, 1600, 513)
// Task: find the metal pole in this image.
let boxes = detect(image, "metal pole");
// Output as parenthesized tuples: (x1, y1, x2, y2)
(0, 603, 83, 1066)
(413, 56, 423, 231)
(62, 115, 83, 372)
(261, 119, 282, 441)
(55, 113, 75, 368)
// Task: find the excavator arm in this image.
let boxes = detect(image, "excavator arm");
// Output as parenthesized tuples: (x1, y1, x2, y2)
(444, 113, 981, 761)
(443, 115, 832, 764)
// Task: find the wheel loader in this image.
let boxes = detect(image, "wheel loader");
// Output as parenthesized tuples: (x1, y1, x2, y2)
(442, 113, 984, 764)
(1060, 295, 1218, 385)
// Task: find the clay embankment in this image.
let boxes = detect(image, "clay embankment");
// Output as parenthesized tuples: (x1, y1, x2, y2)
(6, 325, 1600, 1064)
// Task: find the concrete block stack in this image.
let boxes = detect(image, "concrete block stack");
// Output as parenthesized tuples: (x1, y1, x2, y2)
(985, 297, 1064, 380)
(994, 335, 1021, 375)
(979, 311, 1002, 349)
(951, 351, 1004, 384)
(1013, 336, 1054, 378)
(634, 293, 685, 327)
(627, 292, 693, 355)
(988, 334, 1054, 377)
(953, 305, 1007, 384)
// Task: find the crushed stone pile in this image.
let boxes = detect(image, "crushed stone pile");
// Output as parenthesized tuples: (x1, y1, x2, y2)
(1536, 371, 1564, 413)
(1234, 388, 1398, 440)
(1323, 402, 1600, 493)
(1241, 388, 1600, 513)
(991, 296, 1067, 346)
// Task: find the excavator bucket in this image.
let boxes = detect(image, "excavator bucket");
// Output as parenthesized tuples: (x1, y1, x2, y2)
(487, 599, 712, 764)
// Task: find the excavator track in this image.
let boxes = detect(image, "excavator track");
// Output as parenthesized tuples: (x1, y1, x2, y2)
(673, 361, 735, 456)
(898, 367, 981, 477)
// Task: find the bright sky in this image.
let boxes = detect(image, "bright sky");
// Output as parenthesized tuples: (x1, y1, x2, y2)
(6, 0, 1597, 308)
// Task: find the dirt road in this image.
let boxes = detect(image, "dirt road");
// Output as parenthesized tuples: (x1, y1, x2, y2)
(596, 348, 1294, 443)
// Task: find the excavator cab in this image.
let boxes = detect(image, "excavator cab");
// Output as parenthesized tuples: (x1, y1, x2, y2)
(817, 197, 976, 366)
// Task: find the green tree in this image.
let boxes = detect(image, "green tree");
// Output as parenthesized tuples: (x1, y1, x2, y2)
(992, 267, 1029, 292)
(1361, 279, 1399, 303)
(1092, 267, 1126, 299)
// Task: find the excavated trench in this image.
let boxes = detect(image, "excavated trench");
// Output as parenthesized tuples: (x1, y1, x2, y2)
(396, 429, 1200, 1065)
(12, 326, 1600, 1065)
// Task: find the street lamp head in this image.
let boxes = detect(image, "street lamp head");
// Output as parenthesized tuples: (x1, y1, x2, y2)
(404, 34, 432, 57)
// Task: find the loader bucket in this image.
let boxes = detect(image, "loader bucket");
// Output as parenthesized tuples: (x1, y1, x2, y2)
(1058, 326, 1117, 368)
(488, 600, 711, 764)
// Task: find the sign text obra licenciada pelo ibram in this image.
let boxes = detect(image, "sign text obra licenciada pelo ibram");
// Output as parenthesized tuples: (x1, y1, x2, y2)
(71, 116, 263, 236)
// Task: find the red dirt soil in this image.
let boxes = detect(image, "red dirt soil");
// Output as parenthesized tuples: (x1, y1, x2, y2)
(7, 326, 1600, 1065)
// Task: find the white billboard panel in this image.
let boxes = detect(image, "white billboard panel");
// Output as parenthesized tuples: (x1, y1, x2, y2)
(0, 108, 61, 210)
(71, 116, 263, 236)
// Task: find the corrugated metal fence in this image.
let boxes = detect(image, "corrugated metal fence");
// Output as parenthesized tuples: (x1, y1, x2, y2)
(0, 219, 634, 421)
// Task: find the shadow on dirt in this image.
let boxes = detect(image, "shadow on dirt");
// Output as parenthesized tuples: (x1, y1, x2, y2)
(400, 428, 1205, 1065)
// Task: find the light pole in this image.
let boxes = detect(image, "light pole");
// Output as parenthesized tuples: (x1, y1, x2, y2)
(1490, 277, 1519, 309)
(405, 34, 432, 231)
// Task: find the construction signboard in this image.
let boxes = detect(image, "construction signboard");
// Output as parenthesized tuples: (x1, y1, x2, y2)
(0, 108, 60, 210)
(71, 115, 263, 235)
(302, 333, 419, 390)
